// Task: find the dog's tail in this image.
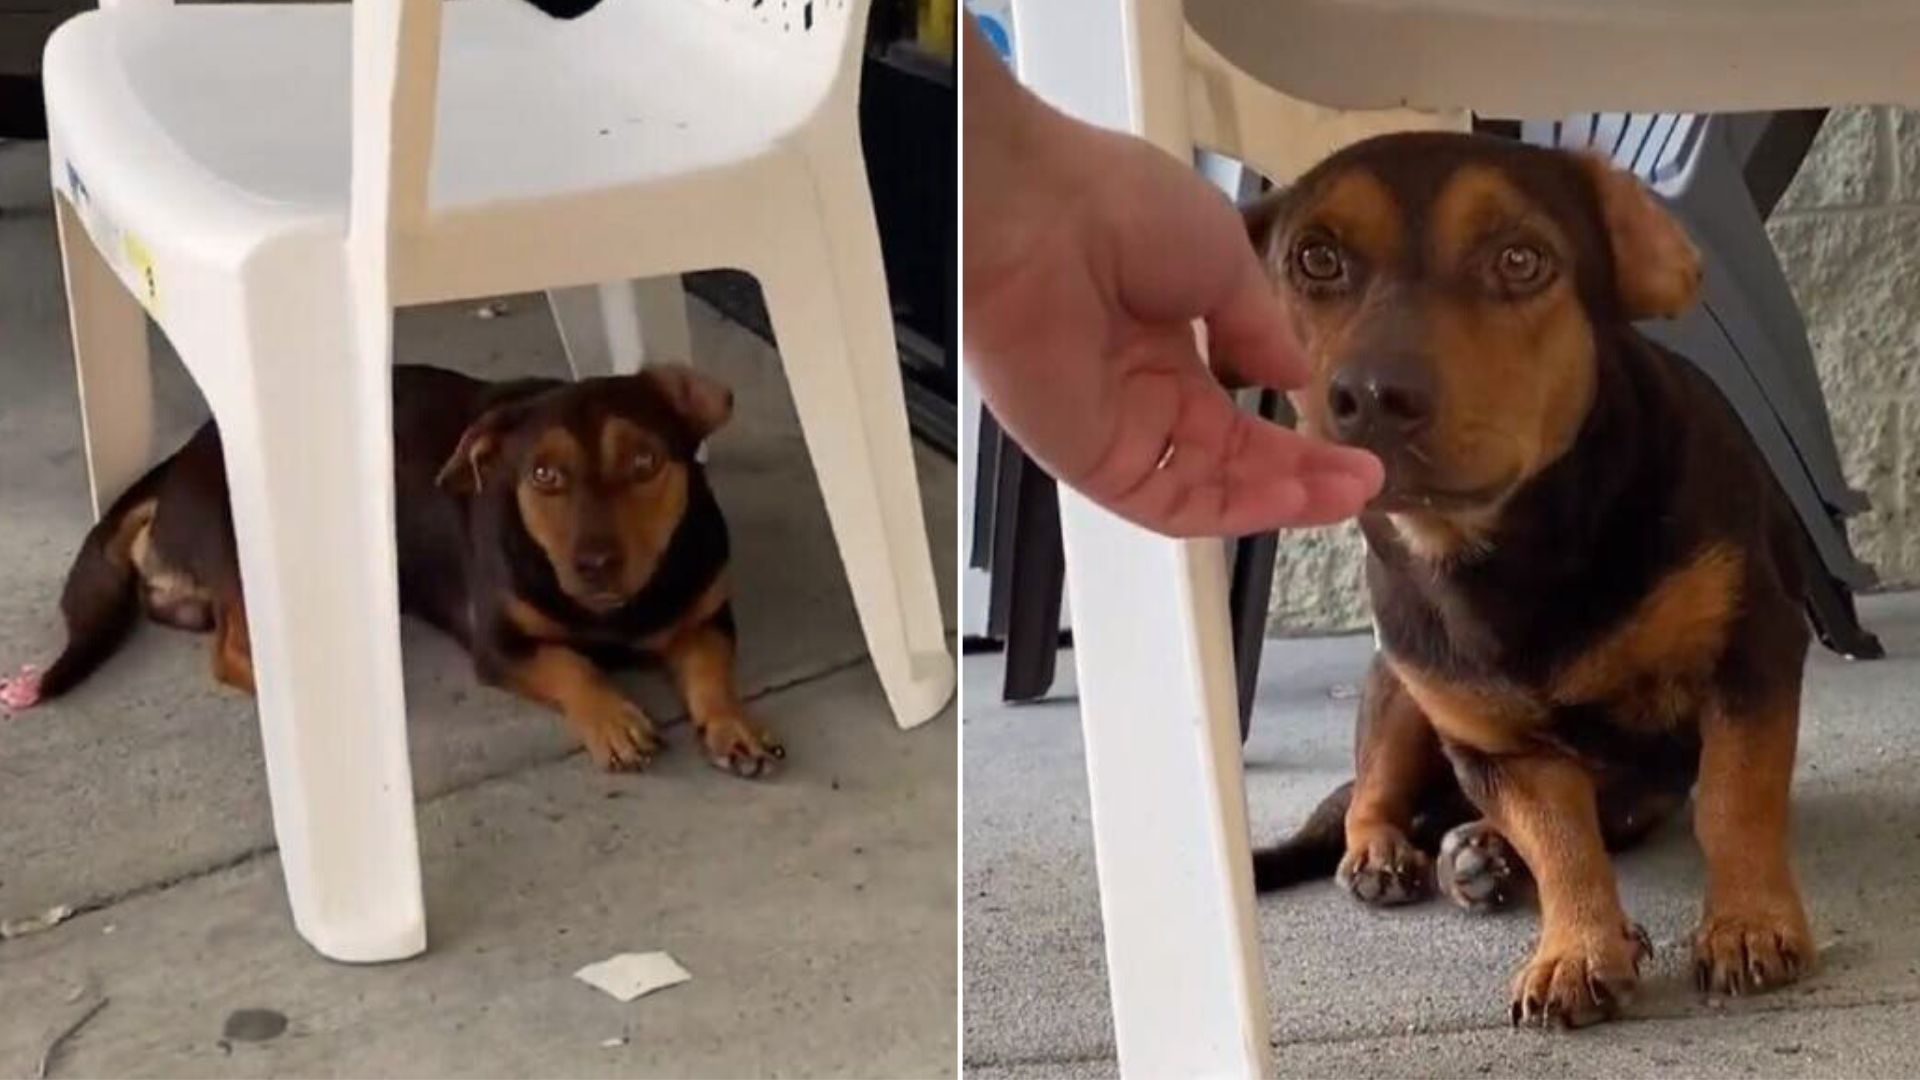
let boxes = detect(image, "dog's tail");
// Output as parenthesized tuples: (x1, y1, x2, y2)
(35, 471, 166, 700)
(1252, 780, 1352, 892)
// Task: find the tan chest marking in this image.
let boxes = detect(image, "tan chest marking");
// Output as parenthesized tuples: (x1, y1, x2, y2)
(1388, 659, 1543, 755)
(503, 595, 572, 643)
(1388, 508, 1498, 564)
(1388, 543, 1744, 748)
(1549, 543, 1742, 728)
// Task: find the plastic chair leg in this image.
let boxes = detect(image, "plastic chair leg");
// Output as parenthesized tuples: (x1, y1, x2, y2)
(548, 277, 693, 379)
(1012, 0, 1273, 1070)
(1229, 525, 1278, 742)
(756, 136, 954, 729)
(1058, 501, 1271, 1077)
(212, 272, 424, 963)
(548, 284, 616, 377)
(629, 277, 693, 366)
(53, 192, 153, 518)
(988, 445, 1065, 703)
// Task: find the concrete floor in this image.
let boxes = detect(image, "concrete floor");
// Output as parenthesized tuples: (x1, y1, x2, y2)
(964, 596, 1920, 1079)
(0, 141, 957, 1077)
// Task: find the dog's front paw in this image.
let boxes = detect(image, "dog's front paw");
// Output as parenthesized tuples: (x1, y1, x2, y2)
(1438, 821, 1527, 913)
(1509, 920, 1651, 1028)
(1693, 900, 1812, 996)
(1336, 825, 1430, 906)
(697, 714, 785, 779)
(577, 701, 662, 772)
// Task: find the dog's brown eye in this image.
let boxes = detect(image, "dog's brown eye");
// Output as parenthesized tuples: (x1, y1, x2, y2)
(1497, 244, 1547, 287)
(529, 464, 567, 492)
(1295, 240, 1345, 283)
(631, 450, 660, 477)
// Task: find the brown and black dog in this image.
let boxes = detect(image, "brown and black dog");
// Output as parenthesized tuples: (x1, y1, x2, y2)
(3, 364, 783, 777)
(1246, 132, 1815, 1027)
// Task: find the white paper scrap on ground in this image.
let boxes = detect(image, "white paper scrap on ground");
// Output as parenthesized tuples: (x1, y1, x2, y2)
(1, 904, 73, 940)
(574, 952, 692, 1003)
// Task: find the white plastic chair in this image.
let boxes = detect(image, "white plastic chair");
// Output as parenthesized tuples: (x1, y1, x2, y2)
(1008, 0, 1920, 1075)
(44, 0, 954, 963)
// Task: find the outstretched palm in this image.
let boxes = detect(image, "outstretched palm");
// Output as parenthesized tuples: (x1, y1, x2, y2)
(966, 105, 1380, 537)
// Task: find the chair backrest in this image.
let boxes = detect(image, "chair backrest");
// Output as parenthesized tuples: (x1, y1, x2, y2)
(349, 0, 872, 240)
(684, 0, 862, 48)
(1521, 112, 1704, 197)
(566, 0, 870, 113)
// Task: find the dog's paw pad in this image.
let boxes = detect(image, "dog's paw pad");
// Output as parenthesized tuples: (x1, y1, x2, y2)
(0, 665, 44, 712)
(1438, 821, 1527, 913)
(1336, 828, 1431, 906)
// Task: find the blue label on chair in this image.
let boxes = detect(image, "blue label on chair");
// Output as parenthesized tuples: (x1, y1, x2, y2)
(966, 3, 1014, 68)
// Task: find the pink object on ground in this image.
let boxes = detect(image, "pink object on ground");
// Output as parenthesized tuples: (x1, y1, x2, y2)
(0, 665, 43, 712)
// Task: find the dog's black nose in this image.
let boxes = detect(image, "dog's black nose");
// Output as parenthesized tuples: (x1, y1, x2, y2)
(574, 544, 620, 580)
(1327, 360, 1434, 445)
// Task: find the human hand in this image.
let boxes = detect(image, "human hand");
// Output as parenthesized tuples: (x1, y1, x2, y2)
(963, 26, 1381, 538)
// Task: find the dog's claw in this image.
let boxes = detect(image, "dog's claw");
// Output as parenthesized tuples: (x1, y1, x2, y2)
(1508, 920, 1645, 1029)
(1692, 909, 1812, 998)
(717, 749, 770, 779)
(1587, 977, 1611, 1009)
(579, 702, 662, 772)
(699, 717, 783, 780)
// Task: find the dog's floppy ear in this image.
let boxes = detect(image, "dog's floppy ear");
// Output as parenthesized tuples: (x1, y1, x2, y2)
(639, 364, 734, 443)
(435, 404, 524, 495)
(1577, 153, 1702, 320)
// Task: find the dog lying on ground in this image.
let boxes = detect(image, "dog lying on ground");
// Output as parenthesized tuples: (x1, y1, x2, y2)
(1246, 132, 1815, 1028)
(0, 365, 784, 778)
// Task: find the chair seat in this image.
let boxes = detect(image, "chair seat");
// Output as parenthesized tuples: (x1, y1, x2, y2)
(43, 0, 820, 250)
(1187, 0, 1920, 115)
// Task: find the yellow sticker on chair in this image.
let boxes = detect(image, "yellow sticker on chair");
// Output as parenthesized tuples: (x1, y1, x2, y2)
(122, 232, 159, 314)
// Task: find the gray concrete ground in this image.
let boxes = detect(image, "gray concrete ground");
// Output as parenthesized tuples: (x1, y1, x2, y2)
(964, 596, 1920, 1078)
(0, 140, 957, 1078)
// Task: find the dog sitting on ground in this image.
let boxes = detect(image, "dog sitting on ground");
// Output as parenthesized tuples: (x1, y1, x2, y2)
(1245, 132, 1815, 1028)
(0, 365, 783, 778)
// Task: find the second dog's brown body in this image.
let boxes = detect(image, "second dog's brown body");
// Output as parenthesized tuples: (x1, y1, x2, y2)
(1247, 133, 1815, 1027)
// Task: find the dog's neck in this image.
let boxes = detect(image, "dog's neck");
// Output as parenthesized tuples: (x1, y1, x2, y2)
(1383, 506, 1501, 565)
(1366, 324, 1687, 685)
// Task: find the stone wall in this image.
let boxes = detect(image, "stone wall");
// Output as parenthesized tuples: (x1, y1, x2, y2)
(1267, 108, 1920, 634)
